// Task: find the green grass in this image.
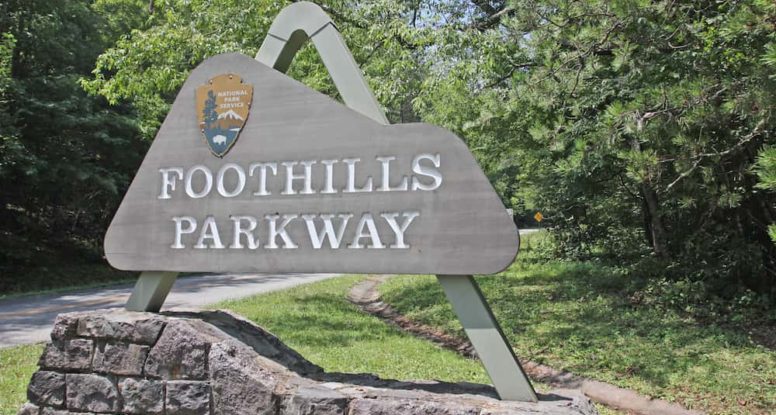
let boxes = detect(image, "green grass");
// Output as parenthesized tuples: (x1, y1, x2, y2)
(379, 238, 776, 414)
(216, 276, 491, 383)
(0, 344, 44, 415)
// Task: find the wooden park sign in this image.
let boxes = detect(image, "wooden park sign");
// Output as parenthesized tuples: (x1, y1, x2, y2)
(105, 1, 536, 403)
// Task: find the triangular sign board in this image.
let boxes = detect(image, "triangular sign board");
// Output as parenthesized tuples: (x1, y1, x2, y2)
(105, 53, 519, 275)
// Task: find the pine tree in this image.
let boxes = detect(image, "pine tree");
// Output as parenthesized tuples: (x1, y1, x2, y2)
(203, 90, 218, 130)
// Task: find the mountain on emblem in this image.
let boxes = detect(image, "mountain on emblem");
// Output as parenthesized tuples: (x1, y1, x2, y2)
(196, 74, 253, 157)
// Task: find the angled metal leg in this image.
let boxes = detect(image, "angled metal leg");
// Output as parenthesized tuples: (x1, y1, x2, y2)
(255, 1, 389, 125)
(125, 271, 179, 312)
(436, 275, 537, 402)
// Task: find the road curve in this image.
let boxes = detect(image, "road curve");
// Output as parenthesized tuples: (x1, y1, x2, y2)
(0, 273, 338, 348)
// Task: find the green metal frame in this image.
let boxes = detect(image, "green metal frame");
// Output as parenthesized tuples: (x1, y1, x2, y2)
(126, 1, 537, 402)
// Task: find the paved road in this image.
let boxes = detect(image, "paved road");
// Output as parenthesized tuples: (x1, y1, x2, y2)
(0, 273, 338, 348)
(0, 229, 542, 348)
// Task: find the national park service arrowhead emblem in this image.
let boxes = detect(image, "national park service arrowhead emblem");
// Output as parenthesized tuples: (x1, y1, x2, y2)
(196, 74, 253, 157)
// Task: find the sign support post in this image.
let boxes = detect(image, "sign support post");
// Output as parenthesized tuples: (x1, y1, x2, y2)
(251, 2, 537, 402)
(125, 271, 178, 312)
(437, 275, 537, 401)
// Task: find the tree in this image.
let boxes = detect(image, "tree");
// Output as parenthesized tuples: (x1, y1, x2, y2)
(457, 0, 776, 294)
(202, 90, 218, 130)
(0, 0, 148, 272)
(82, 0, 446, 133)
(410, 0, 776, 296)
(0, 33, 18, 164)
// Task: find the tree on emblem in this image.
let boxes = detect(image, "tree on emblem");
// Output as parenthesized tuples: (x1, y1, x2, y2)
(202, 90, 217, 131)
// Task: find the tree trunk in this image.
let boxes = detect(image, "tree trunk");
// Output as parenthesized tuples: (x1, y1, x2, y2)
(630, 134, 670, 260)
(640, 184, 670, 260)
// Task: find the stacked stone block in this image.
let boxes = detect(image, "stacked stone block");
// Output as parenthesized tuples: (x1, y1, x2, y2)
(19, 312, 213, 415)
(18, 309, 597, 415)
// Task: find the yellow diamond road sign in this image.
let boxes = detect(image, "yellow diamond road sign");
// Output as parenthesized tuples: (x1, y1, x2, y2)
(534, 212, 544, 222)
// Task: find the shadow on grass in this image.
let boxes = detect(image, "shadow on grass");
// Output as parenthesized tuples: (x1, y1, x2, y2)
(183, 306, 567, 403)
(381, 262, 771, 397)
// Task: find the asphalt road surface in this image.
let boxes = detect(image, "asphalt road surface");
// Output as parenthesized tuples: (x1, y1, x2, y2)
(0, 229, 542, 348)
(0, 273, 338, 348)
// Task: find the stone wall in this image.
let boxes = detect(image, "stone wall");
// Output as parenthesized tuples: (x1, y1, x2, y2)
(18, 309, 597, 415)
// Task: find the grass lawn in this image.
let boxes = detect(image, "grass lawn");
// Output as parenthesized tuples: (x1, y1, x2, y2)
(379, 240, 776, 414)
(0, 344, 44, 414)
(215, 275, 492, 383)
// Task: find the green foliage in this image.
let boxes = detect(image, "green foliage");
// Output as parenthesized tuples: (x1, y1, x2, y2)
(0, 33, 13, 96)
(0, 33, 17, 163)
(82, 0, 481, 134)
(0, 0, 147, 273)
(754, 146, 776, 244)
(83, 0, 286, 135)
(756, 147, 776, 191)
(410, 0, 776, 296)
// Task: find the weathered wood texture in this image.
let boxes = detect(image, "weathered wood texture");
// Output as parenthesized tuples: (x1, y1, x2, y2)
(104, 53, 518, 275)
